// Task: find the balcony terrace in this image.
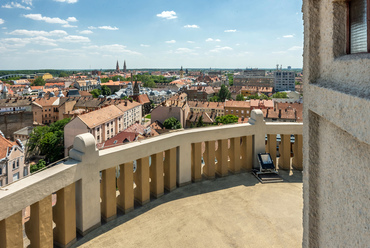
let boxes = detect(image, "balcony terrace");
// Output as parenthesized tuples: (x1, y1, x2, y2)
(0, 110, 303, 247)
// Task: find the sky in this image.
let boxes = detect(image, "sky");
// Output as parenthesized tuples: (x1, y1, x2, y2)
(0, 0, 303, 70)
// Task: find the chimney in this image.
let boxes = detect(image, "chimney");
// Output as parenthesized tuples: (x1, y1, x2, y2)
(279, 109, 281, 119)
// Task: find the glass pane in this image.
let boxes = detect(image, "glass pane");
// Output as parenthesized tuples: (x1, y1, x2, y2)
(350, 0, 368, 53)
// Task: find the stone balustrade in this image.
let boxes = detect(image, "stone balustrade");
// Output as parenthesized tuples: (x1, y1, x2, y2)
(0, 110, 302, 247)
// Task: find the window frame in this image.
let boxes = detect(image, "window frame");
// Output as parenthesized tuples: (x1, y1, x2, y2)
(346, 0, 370, 54)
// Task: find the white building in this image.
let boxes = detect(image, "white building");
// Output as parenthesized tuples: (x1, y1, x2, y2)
(274, 66, 295, 92)
(64, 101, 142, 155)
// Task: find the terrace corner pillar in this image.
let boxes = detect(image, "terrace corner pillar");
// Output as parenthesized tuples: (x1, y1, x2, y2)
(69, 133, 101, 236)
(249, 109, 266, 169)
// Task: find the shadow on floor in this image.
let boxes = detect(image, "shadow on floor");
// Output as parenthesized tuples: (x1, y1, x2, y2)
(71, 170, 302, 247)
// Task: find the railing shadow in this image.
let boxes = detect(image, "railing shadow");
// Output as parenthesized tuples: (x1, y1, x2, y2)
(71, 170, 302, 247)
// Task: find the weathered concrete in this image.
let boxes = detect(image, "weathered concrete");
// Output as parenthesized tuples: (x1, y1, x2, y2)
(73, 172, 303, 248)
(303, 0, 370, 247)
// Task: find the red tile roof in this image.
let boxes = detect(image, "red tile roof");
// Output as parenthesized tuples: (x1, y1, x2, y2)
(0, 135, 17, 159)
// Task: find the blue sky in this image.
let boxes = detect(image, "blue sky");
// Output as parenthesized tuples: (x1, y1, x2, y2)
(0, 0, 303, 70)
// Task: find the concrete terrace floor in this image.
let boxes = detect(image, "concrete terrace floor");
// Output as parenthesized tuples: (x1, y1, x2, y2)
(73, 171, 303, 248)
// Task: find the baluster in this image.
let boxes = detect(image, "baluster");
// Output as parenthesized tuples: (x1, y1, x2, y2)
(292, 134, 303, 170)
(100, 167, 117, 222)
(267, 134, 277, 167)
(203, 141, 216, 179)
(150, 153, 164, 198)
(53, 183, 76, 247)
(216, 139, 228, 177)
(164, 148, 177, 191)
(191, 143, 202, 181)
(134, 157, 150, 205)
(229, 137, 241, 173)
(279, 134, 291, 170)
(0, 211, 23, 248)
(25, 195, 53, 247)
(117, 162, 134, 214)
(241, 136, 253, 171)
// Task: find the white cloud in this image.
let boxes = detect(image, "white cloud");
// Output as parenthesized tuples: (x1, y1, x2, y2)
(22, 0, 32, 5)
(23, 14, 78, 26)
(54, 0, 78, 3)
(98, 26, 119, 30)
(2, 2, 31, 10)
(175, 48, 193, 54)
(184, 25, 199, 29)
(59, 35, 90, 43)
(0, 36, 58, 47)
(0, 19, 4, 25)
(224, 29, 236, 32)
(9, 29, 68, 36)
(83, 44, 141, 55)
(272, 51, 286, 54)
(88, 26, 96, 30)
(66, 17, 77, 22)
(165, 40, 176, 44)
(79, 30, 93, 34)
(187, 41, 195, 44)
(210, 46, 232, 53)
(206, 38, 221, 42)
(140, 44, 150, 47)
(236, 43, 240, 46)
(62, 24, 77, 28)
(156, 11, 177, 20)
(2, 27, 7, 29)
(288, 46, 303, 51)
(283, 35, 294, 38)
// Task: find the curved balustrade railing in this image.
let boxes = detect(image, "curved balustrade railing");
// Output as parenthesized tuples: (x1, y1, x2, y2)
(0, 110, 303, 247)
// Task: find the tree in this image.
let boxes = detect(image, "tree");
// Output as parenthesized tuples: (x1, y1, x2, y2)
(196, 115, 204, 127)
(90, 89, 101, 98)
(32, 77, 46, 86)
(59, 72, 68, 77)
(227, 73, 234, 86)
(30, 159, 46, 173)
(272, 92, 288, 98)
(163, 117, 182, 130)
(215, 115, 238, 125)
(236, 94, 245, 101)
(218, 84, 231, 102)
(27, 118, 71, 163)
(101, 85, 111, 96)
(209, 95, 220, 102)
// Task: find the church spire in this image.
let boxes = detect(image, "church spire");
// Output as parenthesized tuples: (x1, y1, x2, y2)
(133, 78, 139, 96)
(116, 60, 120, 72)
(123, 60, 127, 73)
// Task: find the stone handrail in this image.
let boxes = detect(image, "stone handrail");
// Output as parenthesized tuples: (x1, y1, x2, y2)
(0, 110, 302, 247)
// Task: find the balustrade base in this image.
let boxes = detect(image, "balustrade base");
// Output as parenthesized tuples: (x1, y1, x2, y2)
(216, 171, 229, 177)
(77, 222, 101, 237)
(203, 174, 215, 180)
(177, 181, 192, 187)
(102, 214, 117, 223)
(228, 170, 241, 175)
(135, 199, 150, 206)
(165, 186, 177, 192)
(151, 192, 164, 199)
(54, 238, 77, 248)
(118, 206, 134, 214)
(192, 177, 202, 183)
(292, 165, 303, 171)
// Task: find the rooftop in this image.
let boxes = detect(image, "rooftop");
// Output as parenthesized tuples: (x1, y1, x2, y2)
(75, 171, 303, 248)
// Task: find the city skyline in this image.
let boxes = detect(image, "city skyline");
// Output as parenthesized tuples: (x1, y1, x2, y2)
(0, 0, 303, 70)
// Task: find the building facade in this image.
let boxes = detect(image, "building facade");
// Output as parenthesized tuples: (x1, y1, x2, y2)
(303, 0, 370, 247)
(274, 68, 295, 92)
(0, 134, 28, 187)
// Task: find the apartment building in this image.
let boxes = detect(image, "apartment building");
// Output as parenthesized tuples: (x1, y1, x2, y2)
(0, 133, 28, 187)
(64, 101, 141, 155)
(224, 100, 251, 118)
(187, 101, 224, 115)
(274, 68, 295, 92)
